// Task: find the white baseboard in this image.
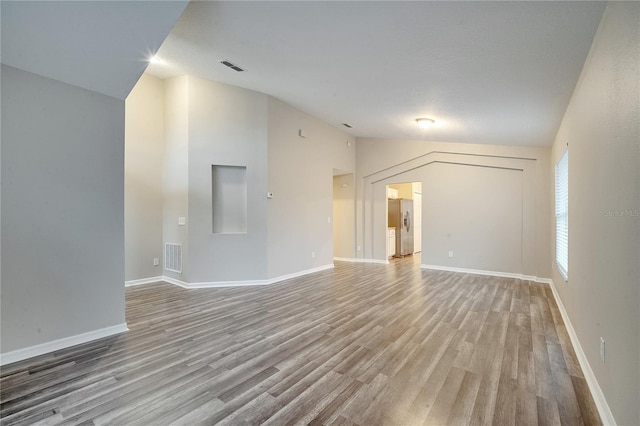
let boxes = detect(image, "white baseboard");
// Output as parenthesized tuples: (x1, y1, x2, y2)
(0, 323, 128, 367)
(547, 279, 616, 425)
(334, 257, 389, 265)
(420, 264, 551, 284)
(420, 264, 615, 424)
(160, 275, 190, 288)
(154, 264, 335, 289)
(124, 276, 164, 287)
(265, 264, 335, 285)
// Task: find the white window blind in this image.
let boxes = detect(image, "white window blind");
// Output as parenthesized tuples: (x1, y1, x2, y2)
(555, 149, 569, 280)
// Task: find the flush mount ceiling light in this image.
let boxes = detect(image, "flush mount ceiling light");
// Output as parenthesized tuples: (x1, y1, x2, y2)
(416, 118, 435, 129)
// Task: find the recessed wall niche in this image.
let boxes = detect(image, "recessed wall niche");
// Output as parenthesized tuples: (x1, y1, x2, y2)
(212, 165, 247, 234)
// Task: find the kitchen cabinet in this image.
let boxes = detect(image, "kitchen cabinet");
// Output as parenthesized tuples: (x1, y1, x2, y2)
(387, 227, 396, 258)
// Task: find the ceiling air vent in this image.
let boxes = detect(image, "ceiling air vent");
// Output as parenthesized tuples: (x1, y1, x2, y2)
(342, 123, 353, 129)
(220, 60, 244, 72)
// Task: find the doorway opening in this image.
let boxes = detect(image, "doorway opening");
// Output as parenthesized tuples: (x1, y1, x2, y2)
(386, 182, 422, 260)
(333, 170, 355, 260)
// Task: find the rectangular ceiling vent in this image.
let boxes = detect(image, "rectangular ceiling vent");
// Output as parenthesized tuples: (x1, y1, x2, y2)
(164, 243, 182, 273)
(220, 60, 244, 72)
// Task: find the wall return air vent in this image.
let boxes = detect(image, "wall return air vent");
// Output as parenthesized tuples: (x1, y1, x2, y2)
(220, 60, 244, 72)
(164, 243, 183, 273)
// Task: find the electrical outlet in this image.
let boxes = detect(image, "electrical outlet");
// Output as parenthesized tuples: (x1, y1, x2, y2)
(600, 337, 606, 362)
(153, 258, 160, 266)
(327, 216, 332, 224)
(357, 245, 361, 251)
(448, 251, 454, 258)
(311, 251, 316, 259)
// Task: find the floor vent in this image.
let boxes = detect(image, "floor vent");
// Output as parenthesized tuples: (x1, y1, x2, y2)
(164, 243, 182, 273)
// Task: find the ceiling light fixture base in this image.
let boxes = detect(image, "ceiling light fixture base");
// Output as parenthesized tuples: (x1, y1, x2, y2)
(416, 118, 435, 128)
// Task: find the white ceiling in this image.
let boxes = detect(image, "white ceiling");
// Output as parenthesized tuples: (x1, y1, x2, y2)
(146, 1, 605, 146)
(1, 1, 188, 100)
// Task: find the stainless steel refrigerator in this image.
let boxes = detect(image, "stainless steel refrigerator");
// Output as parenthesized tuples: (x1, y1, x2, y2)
(388, 198, 414, 257)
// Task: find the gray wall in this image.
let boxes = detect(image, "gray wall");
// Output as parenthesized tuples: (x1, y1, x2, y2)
(333, 173, 356, 259)
(267, 97, 356, 278)
(125, 75, 357, 283)
(356, 139, 551, 278)
(125, 74, 164, 281)
(162, 76, 190, 281)
(1, 65, 126, 352)
(551, 2, 639, 424)
(421, 163, 523, 273)
(187, 76, 269, 282)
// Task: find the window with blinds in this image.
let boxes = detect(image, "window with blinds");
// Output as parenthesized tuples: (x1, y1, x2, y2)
(555, 149, 569, 280)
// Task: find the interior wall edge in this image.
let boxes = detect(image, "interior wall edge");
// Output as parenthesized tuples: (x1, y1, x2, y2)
(547, 279, 617, 425)
(0, 323, 129, 367)
(128, 264, 336, 290)
(333, 257, 390, 265)
(420, 264, 551, 284)
(421, 263, 615, 423)
(124, 276, 165, 287)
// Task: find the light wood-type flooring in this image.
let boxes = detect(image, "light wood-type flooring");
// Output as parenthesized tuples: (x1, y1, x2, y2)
(1, 257, 601, 425)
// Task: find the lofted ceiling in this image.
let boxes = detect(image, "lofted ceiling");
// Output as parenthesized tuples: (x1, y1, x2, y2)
(146, 1, 606, 146)
(1, 1, 188, 100)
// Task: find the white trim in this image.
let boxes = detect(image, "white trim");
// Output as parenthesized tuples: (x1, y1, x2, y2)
(159, 264, 335, 289)
(333, 257, 359, 262)
(124, 276, 164, 287)
(188, 278, 272, 288)
(420, 264, 551, 284)
(0, 323, 128, 366)
(334, 257, 389, 265)
(161, 275, 190, 289)
(547, 279, 616, 426)
(265, 264, 335, 285)
(419, 263, 615, 425)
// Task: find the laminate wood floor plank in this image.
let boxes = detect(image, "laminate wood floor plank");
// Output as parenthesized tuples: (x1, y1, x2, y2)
(406, 334, 463, 424)
(337, 373, 389, 426)
(1, 257, 602, 425)
(445, 370, 482, 426)
(422, 366, 467, 425)
(570, 375, 602, 426)
(537, 395, 562, 426)
(516, 389, 539, 425)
